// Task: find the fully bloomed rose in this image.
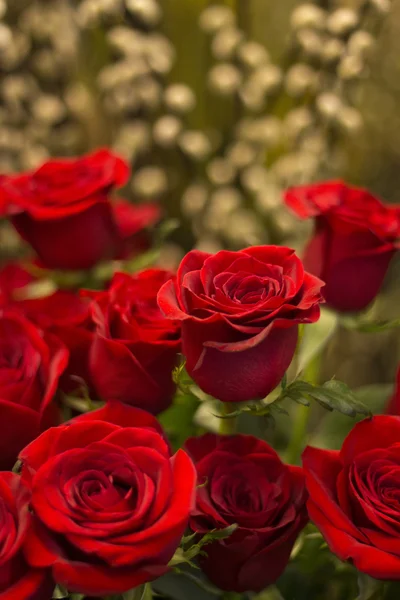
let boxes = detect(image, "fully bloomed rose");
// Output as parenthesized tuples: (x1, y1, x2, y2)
(285, 181, 400, 312)
(20, 403, 196, 597)
(303, 415, 400, 579)
(158, 246, 323, 403)
(88, 269, 181, 414)
(186, 434, 308, 593)
(0, 149, 132, 270)
(0, 311, 68, 470)
(0, 473, 54, 600)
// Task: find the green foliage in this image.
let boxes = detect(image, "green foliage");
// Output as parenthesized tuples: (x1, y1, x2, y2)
(340, 315, 400, 333)
(158, 392, 200, 451)
(309, 383, 393, 450)
(281, 379, 371, 418)
(170, 524, 238, 569)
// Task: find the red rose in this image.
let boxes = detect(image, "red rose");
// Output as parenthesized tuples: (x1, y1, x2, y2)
(0, 311, 68, 470)
(185, 434, 308, 593)
(0, 473, 54, 600)
(20, 403, 196, 597)
(303, 415, 400, 579)
(158, 246, 323, 403)
(0, 263, 34, 308)
(285, 181, 400, 312)
(15, 290, 94, 397)
(0, 149, 129, 270)
(113, 199, 161, 259)
(387, 366, 400, 415)
(89, 269, 181, 414)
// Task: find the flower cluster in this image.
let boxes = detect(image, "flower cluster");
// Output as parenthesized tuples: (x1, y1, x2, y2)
(0, 150, 399, 599)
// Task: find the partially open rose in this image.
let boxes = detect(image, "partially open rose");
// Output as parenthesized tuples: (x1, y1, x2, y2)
(186, 434, 308, 593)
(0, 310, 68, 469)
(285, 181, 400, 312)
(0, 473, 54, 600)
(88, 269, 181, 414)
(158, 246, 323, 403)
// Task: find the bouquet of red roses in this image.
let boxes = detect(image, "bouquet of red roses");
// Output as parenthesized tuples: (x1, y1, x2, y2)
(0, 150, 400, 600)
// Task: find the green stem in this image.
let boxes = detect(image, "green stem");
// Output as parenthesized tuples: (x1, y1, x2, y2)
(219, 402, 238, 436)
(285, 354, 321, 465)
(285, 404, 311, 465)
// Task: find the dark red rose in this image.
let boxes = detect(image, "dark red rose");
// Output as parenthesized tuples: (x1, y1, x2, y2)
(88, 269, 181, 414)
(0, 311, 68, 470)
(0, 472, 54, 600)
(387, 366, 400, 415)
(158, 246, 323, 403)
(20, 403, 196, 597)
(0, 263, 34, 308)
(113, 199, 161, 259)
(0, 149, 129, 270)
(15, 291, 94, 397)
(185, 434, 308, 593)
(303, 415, 400, 579)
(285, 181, 400, 312)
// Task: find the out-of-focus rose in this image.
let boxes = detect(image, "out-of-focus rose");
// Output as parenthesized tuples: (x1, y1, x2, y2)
(113, 199, 161, 259)
(20, 403, 196, 597)
(0, 262, 34, 308)
(88, 269, 181, 414)
(0, 149, 129, 270)
(285, 181, 400, 312)
(303, 415, 400, 579)
(0, 310, 68, 469)
(0, 472, 54, 600)
(15, 290, 93, 397)
(186, 433, 308, 593)
(158, 246, 323, 403)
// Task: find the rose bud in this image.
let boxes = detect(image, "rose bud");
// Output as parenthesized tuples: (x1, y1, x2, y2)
(285, 181, 400, 312)
(20, 403, 196, 597)
(88, 269, 181, 414)
(0, 473, 54, 600)
(303, 415, 400, 579)
(158, 246, 323, 403)
(185, 433, 308, 593)
(0, 310, 68, 470)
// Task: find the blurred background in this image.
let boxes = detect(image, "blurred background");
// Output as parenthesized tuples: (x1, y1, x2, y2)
(0, 0, 399, 390)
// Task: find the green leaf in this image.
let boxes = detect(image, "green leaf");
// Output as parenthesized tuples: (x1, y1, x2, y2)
(123, 249, 160, 274)
(296, 308, 338, 375)
(356, 574, 384, 600)
(170, 524, 238, 566)
(253, 586, 285, 600)
(154, 570, 220, 599)
(280, 379, 371, 418)
(340, 315, 400, 333)
(123, 584, 153, 600)
(52, 586, 69, 599)
(12, 460, 22, 474)
(158, 392, 199, 451)
(309, 383, 393, 450)
(154, 218, 180, 245)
